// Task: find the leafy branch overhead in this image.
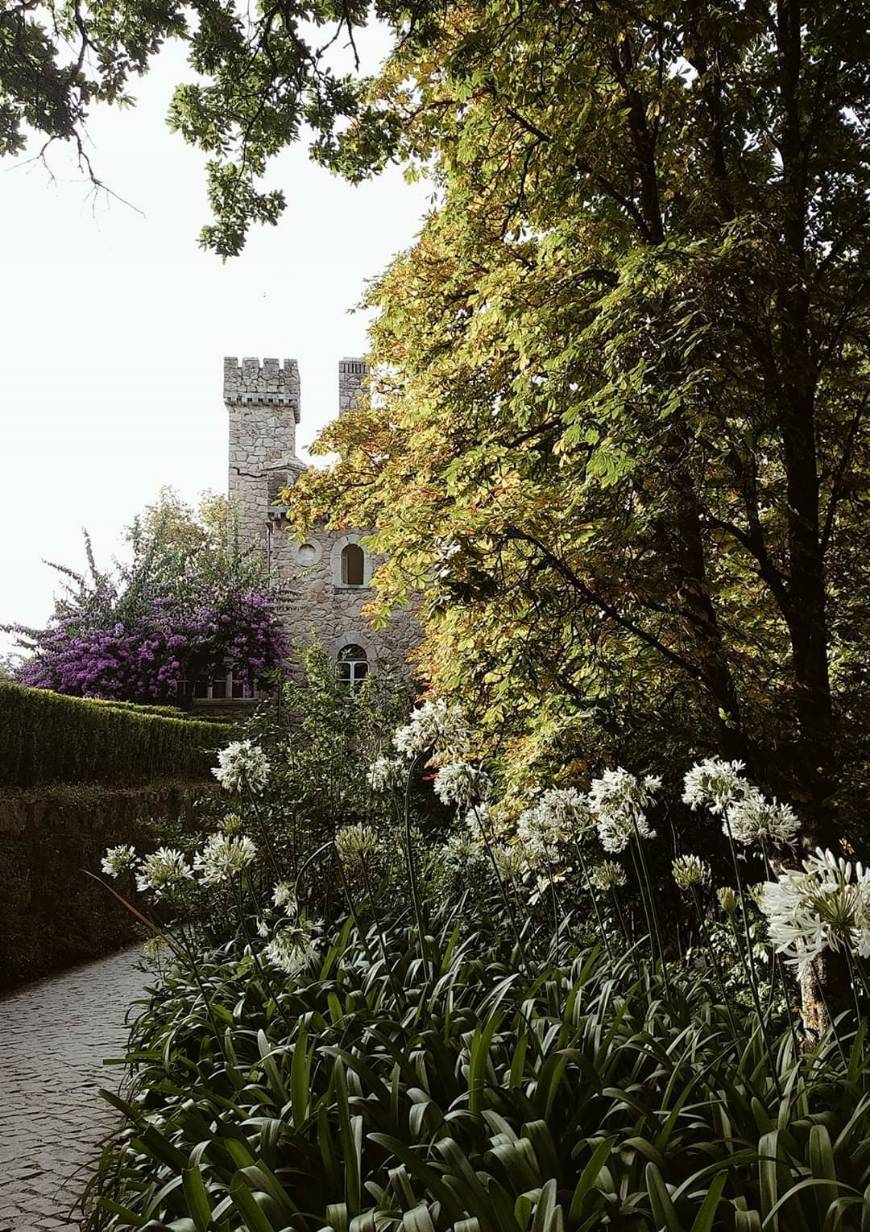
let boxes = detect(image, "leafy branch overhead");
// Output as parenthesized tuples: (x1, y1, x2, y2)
(1, 0, 409, 253)
(5, 0, 869, 824)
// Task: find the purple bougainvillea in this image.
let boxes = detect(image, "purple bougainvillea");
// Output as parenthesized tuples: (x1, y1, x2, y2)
(9, 502, 289, 702)
(17, 585, 287, 701)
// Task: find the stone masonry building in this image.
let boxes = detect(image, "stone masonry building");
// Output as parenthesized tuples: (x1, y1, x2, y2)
(221, 355, 417, 693)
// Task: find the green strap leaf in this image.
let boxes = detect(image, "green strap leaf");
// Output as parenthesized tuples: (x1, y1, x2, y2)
(182, 1166, 213, 1232)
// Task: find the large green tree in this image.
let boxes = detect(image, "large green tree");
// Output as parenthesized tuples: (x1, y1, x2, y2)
(5, 2, 868, 835)
(285, 1, 869, 842)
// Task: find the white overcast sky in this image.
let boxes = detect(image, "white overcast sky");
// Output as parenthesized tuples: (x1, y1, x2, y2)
(0, 30, 430, 655)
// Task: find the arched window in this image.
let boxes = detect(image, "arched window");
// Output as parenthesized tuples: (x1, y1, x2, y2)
(337, 643, 368, 688)
(341, 542, 365, 586)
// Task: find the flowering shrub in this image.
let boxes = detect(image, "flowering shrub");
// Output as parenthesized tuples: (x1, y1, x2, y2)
(88, 710, 870, 1232)
(15, 586, 287, 702)
(5, 498, 287, 702)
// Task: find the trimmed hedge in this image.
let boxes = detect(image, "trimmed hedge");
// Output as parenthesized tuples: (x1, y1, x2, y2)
(85, 698, 189, 719)
(0, 682, 233, 788)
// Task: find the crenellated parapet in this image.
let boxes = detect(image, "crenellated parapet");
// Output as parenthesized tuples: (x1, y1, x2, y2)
(224, 357, 300, 420)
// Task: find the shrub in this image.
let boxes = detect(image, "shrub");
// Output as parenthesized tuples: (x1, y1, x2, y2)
(84, 698, 189, 719)
(0, 681, 232, 788)
(5, 491, 287, 702)
(86, 918, 870, 1231)
(83, 701, 870, 1229)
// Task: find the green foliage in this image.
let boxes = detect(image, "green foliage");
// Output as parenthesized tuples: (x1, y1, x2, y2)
(1, 2, 373, 252)
(85, 698, 189, 719)
(85, 914, 870, 1231)
(205, 642, 429, 916)
(284, 2, 869, 840)
(250, 641, 415, 822)
(0, 0, 185, 158)
(7, 2, 867, 832)
(81, 697, 870, 1228)
(0, 681, 232, 789)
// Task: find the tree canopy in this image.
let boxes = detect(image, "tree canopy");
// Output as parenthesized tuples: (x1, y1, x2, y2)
(2, 0, 415, 252)
(5, 2, 868, 836)
(282, 1, 869, 843)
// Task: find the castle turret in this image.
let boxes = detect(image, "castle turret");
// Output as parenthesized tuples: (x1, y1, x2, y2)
(338, 358, 367, 414)
(224, 356, 301, 544)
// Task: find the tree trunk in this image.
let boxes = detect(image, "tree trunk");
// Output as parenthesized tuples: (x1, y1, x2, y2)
(656, 436, 749, 764)
(775, 0, 836, 843)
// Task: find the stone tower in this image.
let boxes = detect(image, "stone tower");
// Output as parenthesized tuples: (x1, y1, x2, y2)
(224, 356, 303, 549)
(222, 355, 417, 685)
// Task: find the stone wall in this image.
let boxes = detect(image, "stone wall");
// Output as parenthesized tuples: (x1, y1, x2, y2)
(0, 780, 206, 988)
(269, 521, 418, 675)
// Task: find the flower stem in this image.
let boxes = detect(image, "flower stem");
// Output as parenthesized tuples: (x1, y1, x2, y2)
(403, 752, 430, 983)
(573, 840, 613, 961)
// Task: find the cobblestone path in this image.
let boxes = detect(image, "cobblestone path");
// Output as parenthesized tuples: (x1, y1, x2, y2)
(0, 949, 144, 1231)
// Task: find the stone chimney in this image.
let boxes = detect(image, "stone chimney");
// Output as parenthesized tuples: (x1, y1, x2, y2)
(338, 358, 367, 415)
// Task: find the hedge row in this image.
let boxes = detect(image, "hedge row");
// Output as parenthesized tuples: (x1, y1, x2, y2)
(85, 698, 189, 719)
(0, 682, 233, 788)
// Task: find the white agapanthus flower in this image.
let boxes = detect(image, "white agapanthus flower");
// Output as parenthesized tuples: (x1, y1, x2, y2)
(264, 925, 317, 977)
(672, 854, 710, 890)
(433, 761, 492, 809)
(366, 755, 406, 793)
(101, 844, 137, 878)
(683, 757, 800, 848)
(272, 881, 297, 913)
(135, 847, 194, 898)
(442, 829, 486, 870)
(725, 786, 800, 847)
(393, 699, 469, 759)
(543, 787, 594, 835)
(492, 843, 527, 882)
(142, 934, 170, 963)
(682, 757, 746, 814)
(590, 860, 627, 891)
(588, 767, 659, 854)
(518, 788, 592, 852)
(760, 848, 870, 973)
(717, 885, 738, 914)
(464, 801, 497, 839)
(212, 740, 271, 794)
(517, 804, 559, 852)
(193, 833, 258, 885)
(334, 824, 378, 869)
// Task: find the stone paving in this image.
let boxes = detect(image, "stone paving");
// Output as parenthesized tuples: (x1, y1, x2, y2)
(0, 949, 144, 1231)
